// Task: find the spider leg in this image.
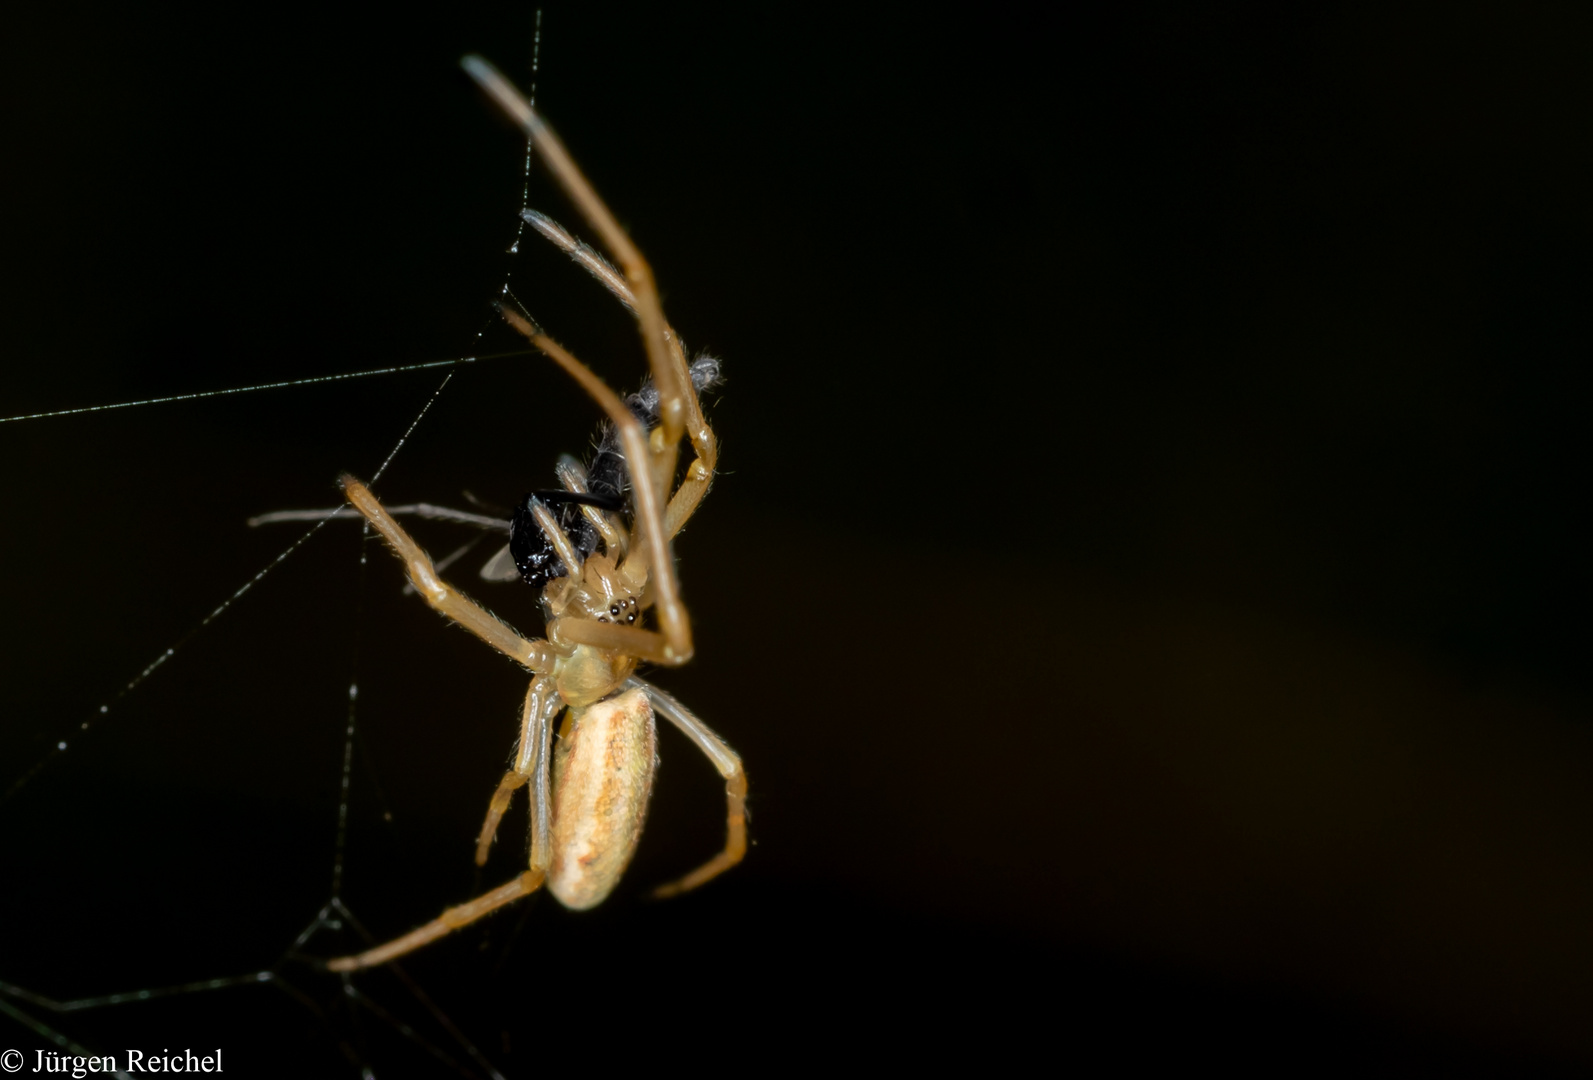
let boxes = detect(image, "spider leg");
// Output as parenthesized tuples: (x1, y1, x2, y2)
(466, 56, 710, 658)
(520, 208, 717, 543)
(554, 455, 626, 556)
(543, 618, 677, 665)
(662, 407, 716, 541)
(474, 674, 560, 868)
(465, 56, 687, 447)
(497, 312, 693, 665)
(524, 497, 585, 581)
(342, 477, 555, 671)
(659, 331, 717, 535)
(325, 870, 544, 971)
(522, 208, 635, 312)
(475, 770, 526, 859)
(628, 677, 747, 897)
(249, 502, 508, 530)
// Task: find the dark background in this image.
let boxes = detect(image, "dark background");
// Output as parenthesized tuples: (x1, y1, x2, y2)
(2, 3, 1591, 1075)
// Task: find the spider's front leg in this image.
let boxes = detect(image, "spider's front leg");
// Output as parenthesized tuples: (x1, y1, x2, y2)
(515, 210, 717, 542)
(659, 344, 719, 542)
(342, 476, 556, 672)
(496, 317, 694, 665)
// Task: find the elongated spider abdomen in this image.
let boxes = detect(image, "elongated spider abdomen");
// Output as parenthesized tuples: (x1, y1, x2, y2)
(548, 686, 658, 909)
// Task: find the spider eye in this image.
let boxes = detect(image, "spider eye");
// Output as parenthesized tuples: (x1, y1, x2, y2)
(609, 604, 621, 616)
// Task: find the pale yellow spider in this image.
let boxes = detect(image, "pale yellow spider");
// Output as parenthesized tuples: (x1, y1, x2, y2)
(326, 56, 746, 972)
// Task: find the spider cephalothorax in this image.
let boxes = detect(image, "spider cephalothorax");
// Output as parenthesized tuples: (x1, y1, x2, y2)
(541, 552, 645, 707)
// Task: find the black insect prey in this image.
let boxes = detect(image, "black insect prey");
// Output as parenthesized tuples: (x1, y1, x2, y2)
(509, 354, 723, 589)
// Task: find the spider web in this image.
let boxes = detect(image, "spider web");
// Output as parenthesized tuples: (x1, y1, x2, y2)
(0, 370, 514, 1080)
(0, 20, 565, 1078)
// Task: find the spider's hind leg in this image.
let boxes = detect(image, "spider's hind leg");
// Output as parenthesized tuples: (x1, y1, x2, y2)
(326, 870, 544, 971)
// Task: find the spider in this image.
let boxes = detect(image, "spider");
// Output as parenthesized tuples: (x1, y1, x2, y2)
(323, 56, 746, 972)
